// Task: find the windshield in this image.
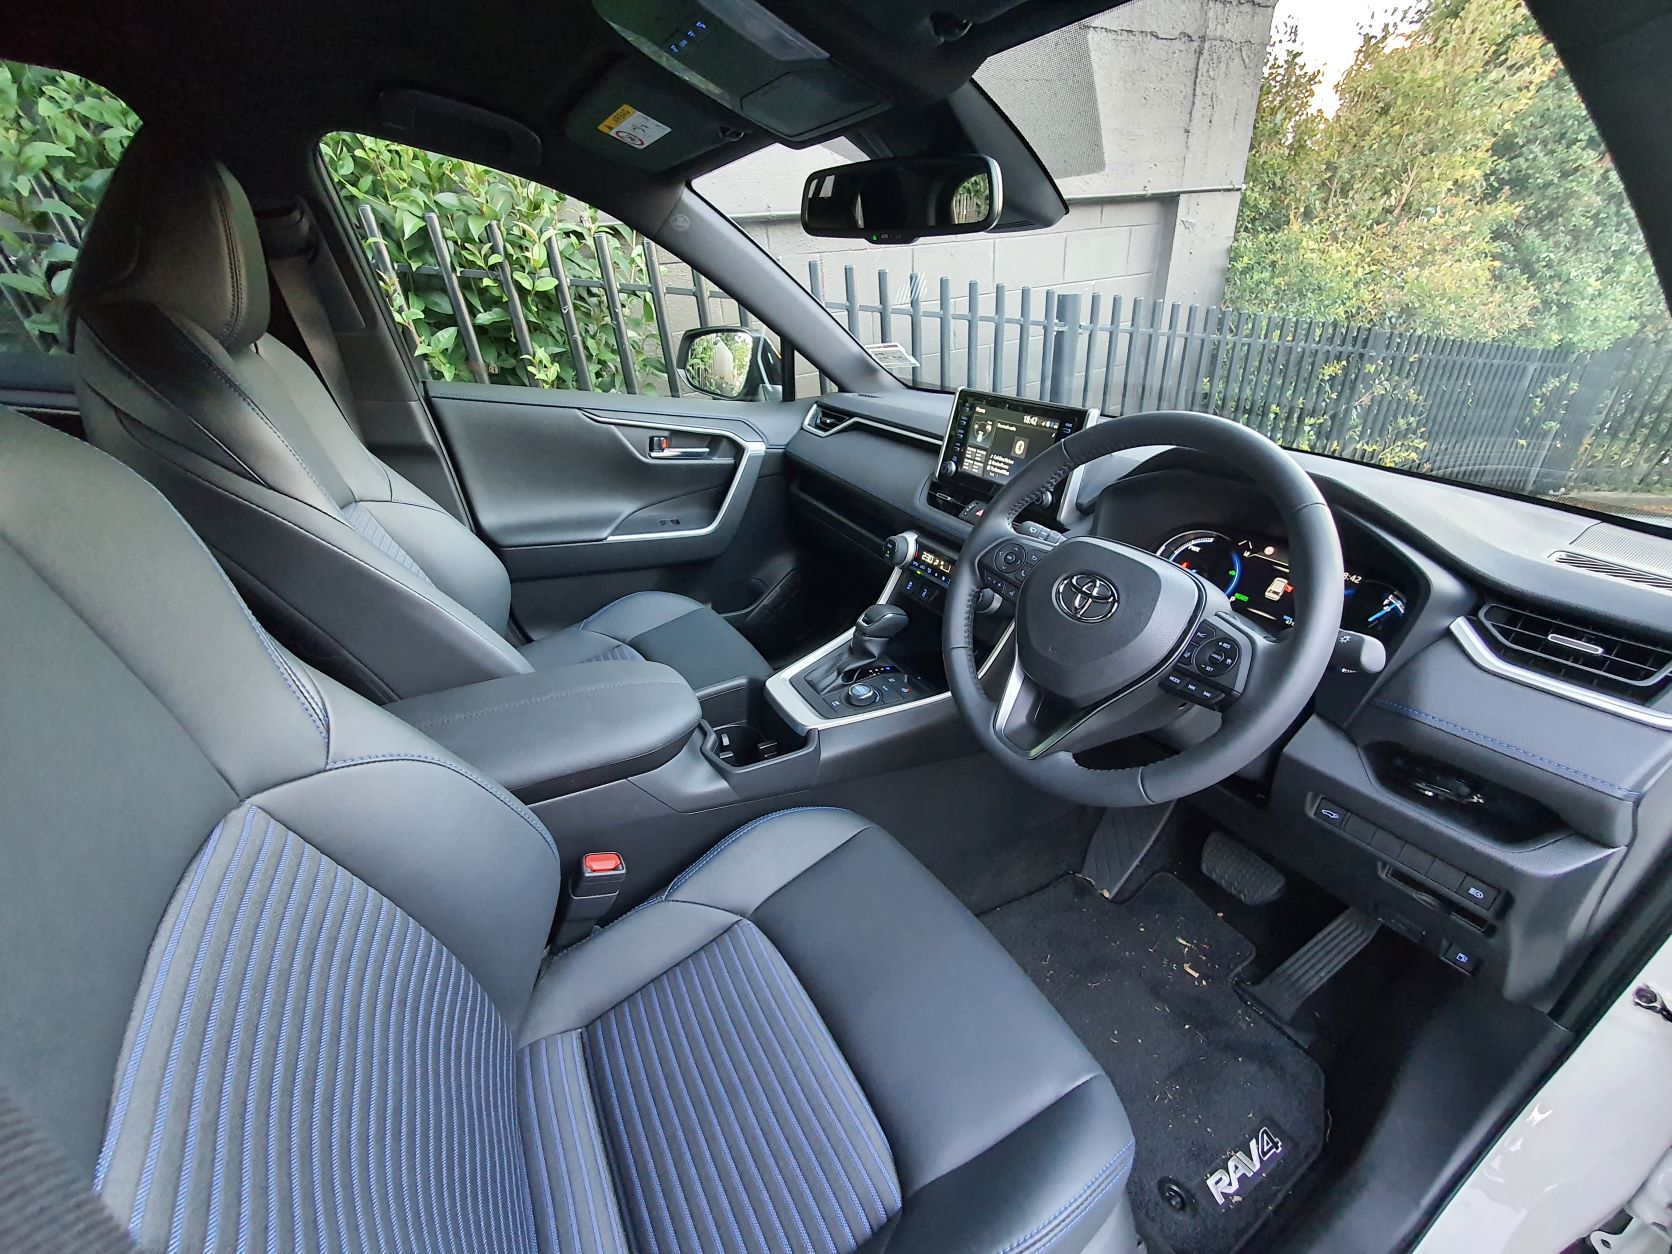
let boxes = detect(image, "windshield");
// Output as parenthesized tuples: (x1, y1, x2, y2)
(695, 0, 1672, 526)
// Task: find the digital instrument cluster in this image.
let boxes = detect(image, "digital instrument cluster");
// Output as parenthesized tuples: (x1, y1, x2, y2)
(1159, 530, 1409, 638)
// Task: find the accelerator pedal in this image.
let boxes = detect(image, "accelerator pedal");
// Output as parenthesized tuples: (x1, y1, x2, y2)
(1080, 803, 1174, 900)
(1248, 908, 1380, 1024)
(1201, 831, 1286, 906)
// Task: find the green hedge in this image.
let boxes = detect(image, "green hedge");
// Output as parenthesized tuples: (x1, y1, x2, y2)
(1, 62, 667, 390)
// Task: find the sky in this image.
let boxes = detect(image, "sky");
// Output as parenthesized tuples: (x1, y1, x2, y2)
(1272, 0, 1409, 111)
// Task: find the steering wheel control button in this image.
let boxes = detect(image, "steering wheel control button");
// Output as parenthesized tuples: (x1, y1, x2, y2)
(997, 544, 1025, 571)
(1055, 572, 1119, 623)
(1192, 623, 1215, 644)
(1166, 671, 1227, 709)
(1197, 639, 1240, 676)
(845, 683, 881, 708)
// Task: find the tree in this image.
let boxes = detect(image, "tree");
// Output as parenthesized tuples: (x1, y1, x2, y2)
(1227, 0, 1668, 350)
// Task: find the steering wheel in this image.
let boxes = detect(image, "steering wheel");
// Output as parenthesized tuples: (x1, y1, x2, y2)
(944, 411, 1343, 808)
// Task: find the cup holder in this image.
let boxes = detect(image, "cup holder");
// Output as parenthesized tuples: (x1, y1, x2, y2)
(699, 679, 812, 777)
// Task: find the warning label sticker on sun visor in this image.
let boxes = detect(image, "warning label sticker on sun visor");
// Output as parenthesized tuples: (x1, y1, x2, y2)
(598, 105, 671, 150)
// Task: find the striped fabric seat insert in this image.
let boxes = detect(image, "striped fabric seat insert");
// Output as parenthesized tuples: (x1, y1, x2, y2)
(94, 806, 535, 1253)
(520, 919, 902, 1254)
(342, 500, 432, 583)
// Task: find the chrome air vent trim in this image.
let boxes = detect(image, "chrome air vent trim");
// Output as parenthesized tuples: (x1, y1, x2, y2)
(1449, 618, 1672, 730)
(801, 403, 942, 448)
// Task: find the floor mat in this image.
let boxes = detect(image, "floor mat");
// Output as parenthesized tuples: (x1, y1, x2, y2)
(982, 873, 1325, 1254)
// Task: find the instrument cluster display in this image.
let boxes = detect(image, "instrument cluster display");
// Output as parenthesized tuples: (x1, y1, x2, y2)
(1159, 530, 1408, 638)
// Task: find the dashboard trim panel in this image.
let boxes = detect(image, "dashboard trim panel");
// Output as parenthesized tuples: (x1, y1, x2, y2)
(1449, 616, 1672, 731)
(801, 403, 943, 448)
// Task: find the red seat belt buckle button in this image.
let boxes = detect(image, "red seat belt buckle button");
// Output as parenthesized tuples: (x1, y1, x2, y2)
(582, 852, 624, 876)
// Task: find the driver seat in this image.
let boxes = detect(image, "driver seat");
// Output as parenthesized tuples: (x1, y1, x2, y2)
(0, 404, 1138, 1252)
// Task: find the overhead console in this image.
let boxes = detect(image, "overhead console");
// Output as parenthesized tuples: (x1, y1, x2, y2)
(926, 388, 1097, 530)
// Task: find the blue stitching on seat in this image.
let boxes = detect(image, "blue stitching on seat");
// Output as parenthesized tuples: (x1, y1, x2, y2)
(662, 954, 791, 1251)
(995, 1139, 1137, 1254)
(1371, 698, 1641, 799)
(132, 808, 263, 1229)
(735, 921, 897, 1217)
(95, 818, 226, 1190)
(665, 806, 853, 898)
(324, 753, 558, 860)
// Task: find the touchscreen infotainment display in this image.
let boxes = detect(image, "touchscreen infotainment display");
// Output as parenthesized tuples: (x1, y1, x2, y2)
(938, 390, 1094, 490)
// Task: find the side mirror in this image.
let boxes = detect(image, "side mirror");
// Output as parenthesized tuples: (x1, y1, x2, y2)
(676, 327, 783, 402)
(801, 154, 1002, 245)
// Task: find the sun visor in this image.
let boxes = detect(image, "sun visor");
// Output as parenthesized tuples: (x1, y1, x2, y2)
(592, 0, 889, 141)
(566, 68, 747, 172)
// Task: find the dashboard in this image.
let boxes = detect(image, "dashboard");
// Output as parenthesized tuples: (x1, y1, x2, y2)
(785, 387, 1672, 1009)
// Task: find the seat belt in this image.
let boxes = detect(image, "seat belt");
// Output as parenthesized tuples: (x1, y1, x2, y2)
(0, 1086, 138, 1253)
(259, 203, 364, 433)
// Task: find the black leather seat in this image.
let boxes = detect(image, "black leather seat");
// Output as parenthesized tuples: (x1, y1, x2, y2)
(66, 129, 770, 702)
(0, 405, 1139, 1251)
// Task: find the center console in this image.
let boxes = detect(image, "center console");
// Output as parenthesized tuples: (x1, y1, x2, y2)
(766, 530, 1013, 730)
(925, 388, 1098, 528)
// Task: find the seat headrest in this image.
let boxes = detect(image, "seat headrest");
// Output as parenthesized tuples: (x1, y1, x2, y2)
(68, 127, 269, 350)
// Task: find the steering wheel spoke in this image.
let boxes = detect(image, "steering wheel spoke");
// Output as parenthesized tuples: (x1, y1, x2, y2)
(992, 650, 1084, 758)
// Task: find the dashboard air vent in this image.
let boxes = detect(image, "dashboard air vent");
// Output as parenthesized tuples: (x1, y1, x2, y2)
(805, 404, 854, 434)
(1476, 602, 1672, 703)
(1551, 550, 1672, 593)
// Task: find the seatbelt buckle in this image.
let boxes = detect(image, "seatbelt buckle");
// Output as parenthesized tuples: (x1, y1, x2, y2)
(554, 852, 627, 949)
(575, 851, 626, 899)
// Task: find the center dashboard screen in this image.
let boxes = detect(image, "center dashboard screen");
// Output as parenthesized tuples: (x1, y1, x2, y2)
(937, 390, 1094, 492)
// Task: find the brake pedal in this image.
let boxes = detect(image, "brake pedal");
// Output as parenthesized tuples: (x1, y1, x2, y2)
(1248, 909, 1379, 1024)
(1201, 831, 1286, 906)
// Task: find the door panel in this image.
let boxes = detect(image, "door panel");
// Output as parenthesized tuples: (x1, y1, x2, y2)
(427, 382, 823, 652)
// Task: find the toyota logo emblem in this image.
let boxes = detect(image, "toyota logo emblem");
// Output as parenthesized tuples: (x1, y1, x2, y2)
(1055, 573, 1118, 623)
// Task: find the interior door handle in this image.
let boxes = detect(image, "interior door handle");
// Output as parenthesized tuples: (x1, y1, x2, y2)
(647, 435, 711, 460)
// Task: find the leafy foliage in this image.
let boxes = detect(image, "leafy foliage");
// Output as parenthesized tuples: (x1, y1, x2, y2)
(0, 62, 136, 351)
(319, 133, 668, 390)
(0, 63, 669, 391)
(1227, 0, 1670, 351)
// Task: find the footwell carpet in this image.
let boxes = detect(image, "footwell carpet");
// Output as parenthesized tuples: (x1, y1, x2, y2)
(982, 873, 1325, 1254)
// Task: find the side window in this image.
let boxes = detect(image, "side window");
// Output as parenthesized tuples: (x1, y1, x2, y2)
(321, 133, 780, 400)
(0, 61, 137, 355)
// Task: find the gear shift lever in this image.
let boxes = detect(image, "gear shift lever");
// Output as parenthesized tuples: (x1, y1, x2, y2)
(845, 603, 909, 670)
(806, 603, 911, 693)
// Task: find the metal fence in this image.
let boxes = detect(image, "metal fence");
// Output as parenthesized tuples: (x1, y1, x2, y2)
(362, 210, 1669, 496)
(5, 210, 1667, 498)
(805, 264, 1672, 497)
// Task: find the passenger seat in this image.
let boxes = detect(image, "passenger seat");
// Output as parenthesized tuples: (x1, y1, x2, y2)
(68, 129, 771, 702)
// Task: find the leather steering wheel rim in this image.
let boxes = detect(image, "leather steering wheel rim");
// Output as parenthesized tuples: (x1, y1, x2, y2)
(943, 410, 1343, 808)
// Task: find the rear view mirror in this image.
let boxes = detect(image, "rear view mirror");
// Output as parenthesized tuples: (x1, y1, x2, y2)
(676, 327, 783, 402)
(801, 155, 1002, 245)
